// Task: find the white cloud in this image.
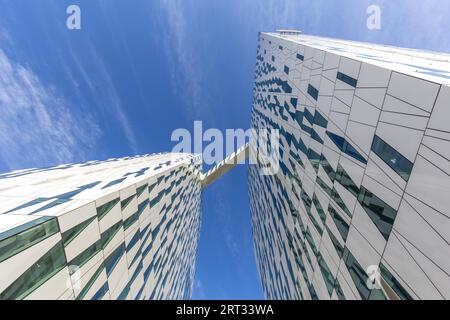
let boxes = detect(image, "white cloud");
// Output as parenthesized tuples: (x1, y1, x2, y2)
(192, 279, 206, 299)
(85, 48, 139, 153)
(0, 48, 102, 171)
(157, 0, 213, 120)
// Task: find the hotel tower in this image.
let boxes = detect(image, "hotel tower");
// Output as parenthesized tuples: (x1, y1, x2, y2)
(249, 30, 450, 300)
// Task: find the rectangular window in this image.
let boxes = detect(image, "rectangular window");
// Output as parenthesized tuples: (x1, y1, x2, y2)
(76, 263, 105, 300)
(101, 178, 125, 190)
(296, 53, 304, 61)
(313, 110, 328, 128)
(104, 244, 125, 276)
(328, 206, 350, 241)
(284, 65, 289, 75)
(334, 280, 346, 300)
(92, 282, 109, 300)
(337, 72, 358, 87)
(305, 227, 318, 256)
(307, 148, 321, 173)
(304, 108, 314, 124)
(62, 216, 96, 247)
(326, 131, 367, 165)
(0, 217, 59, 263)
(96, 198, 119, 220)
(69, 241, 102, 270)
(342, 248, 371, 299)
(271, 55, 275, 62)
(325, 225, 344, 258)
(136, 183, 148, 198)
(320, 155, 336, 182)
(148, 182, 157, 194)
(331, 188, 352, 217)
(379, 263, 413, 300)
(335, 164, 360, 198)
(317, 254, 335, 296)
(316, 176, 332, 197)
(371, 135, 413, 181)
(121, 194, 136, 210)
(123, 211, 139, 231)
(307, 84, 319, 101)
(101, 221, 123, 248)
(358, 186, 397, 241)
(0, 242, 66, 299)
(312, 194, 326, 223)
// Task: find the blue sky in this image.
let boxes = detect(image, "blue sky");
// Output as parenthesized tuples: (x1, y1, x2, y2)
(1, 0, 450, 299)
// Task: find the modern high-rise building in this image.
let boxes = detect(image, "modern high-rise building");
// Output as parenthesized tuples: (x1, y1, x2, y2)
(249, 30, 450, 300)
(0, 153, 203, 300)
(0, 145, 249, 300)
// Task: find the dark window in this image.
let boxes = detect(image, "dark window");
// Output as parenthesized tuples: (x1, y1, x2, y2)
(92, 282, 109, 300)
(104, 243, 125, 276)
(307, 84, 319, 101)
(304, 108, 314, 124)
(313, 110, 328, 128)
(320, 154, 336, 182)
(307, 149, 321, 173)
(316, 176, 332, 197)
(379, 263, 413, 300)
(121, 194, 136, 210)
(357, 187, 397, 241)
(334, 280, 346, 300)
(76, 263, 105, 300)
(337, 72, 358, 87)
(335, 164, 360, 198)
(305, 227, 318, 256)
(325, 225, 344, 258)
(296, 53, 304, 61)
(96, 198, 119, 220)
(271, 55, 275, 62)
(331, 187, 352, 217)
(371, 135, 413, 181)
(342, 248, 371, 299)
(123, 212, 139, 231)
(102, 178, 125, 189)
(328, 206, 350, 241)
(118, 285, 130, 300)
(317, 254, 335, 296)
(290, 97, 298, 107)
(0, 242, 66, 299)
(0, 217, 59, 263)
(279, 45, 283, 50)
(311, 129, 324, 144)
(62, 217, 96, 246)
(284, 65, 289, 75)
(148, 182, 157, 194)
(136, 183, 148, 198)
(70, 241, 102, 269)
(312, 194, 326, 223)
(326, 131, 367, 164)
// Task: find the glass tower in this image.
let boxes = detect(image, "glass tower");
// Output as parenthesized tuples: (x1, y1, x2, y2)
(249, 31, 450, 300)
(0, 153, 202, 300)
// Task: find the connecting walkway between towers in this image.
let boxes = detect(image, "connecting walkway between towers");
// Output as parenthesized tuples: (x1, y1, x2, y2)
(200, 143, 250, 188)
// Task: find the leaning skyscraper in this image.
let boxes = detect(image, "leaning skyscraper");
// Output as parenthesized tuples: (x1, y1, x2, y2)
(0, 153, 203, 300)
(249, 30, 450, 300)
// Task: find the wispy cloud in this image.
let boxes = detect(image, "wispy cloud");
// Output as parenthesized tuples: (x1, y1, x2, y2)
(0, 48, 102, 171)
(57, 36, 139, 154)
(192, 279, 207, 299)
(157, 0, 213, 120)
(84, 47, 139, 153)
(215, 187, 240, 259)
